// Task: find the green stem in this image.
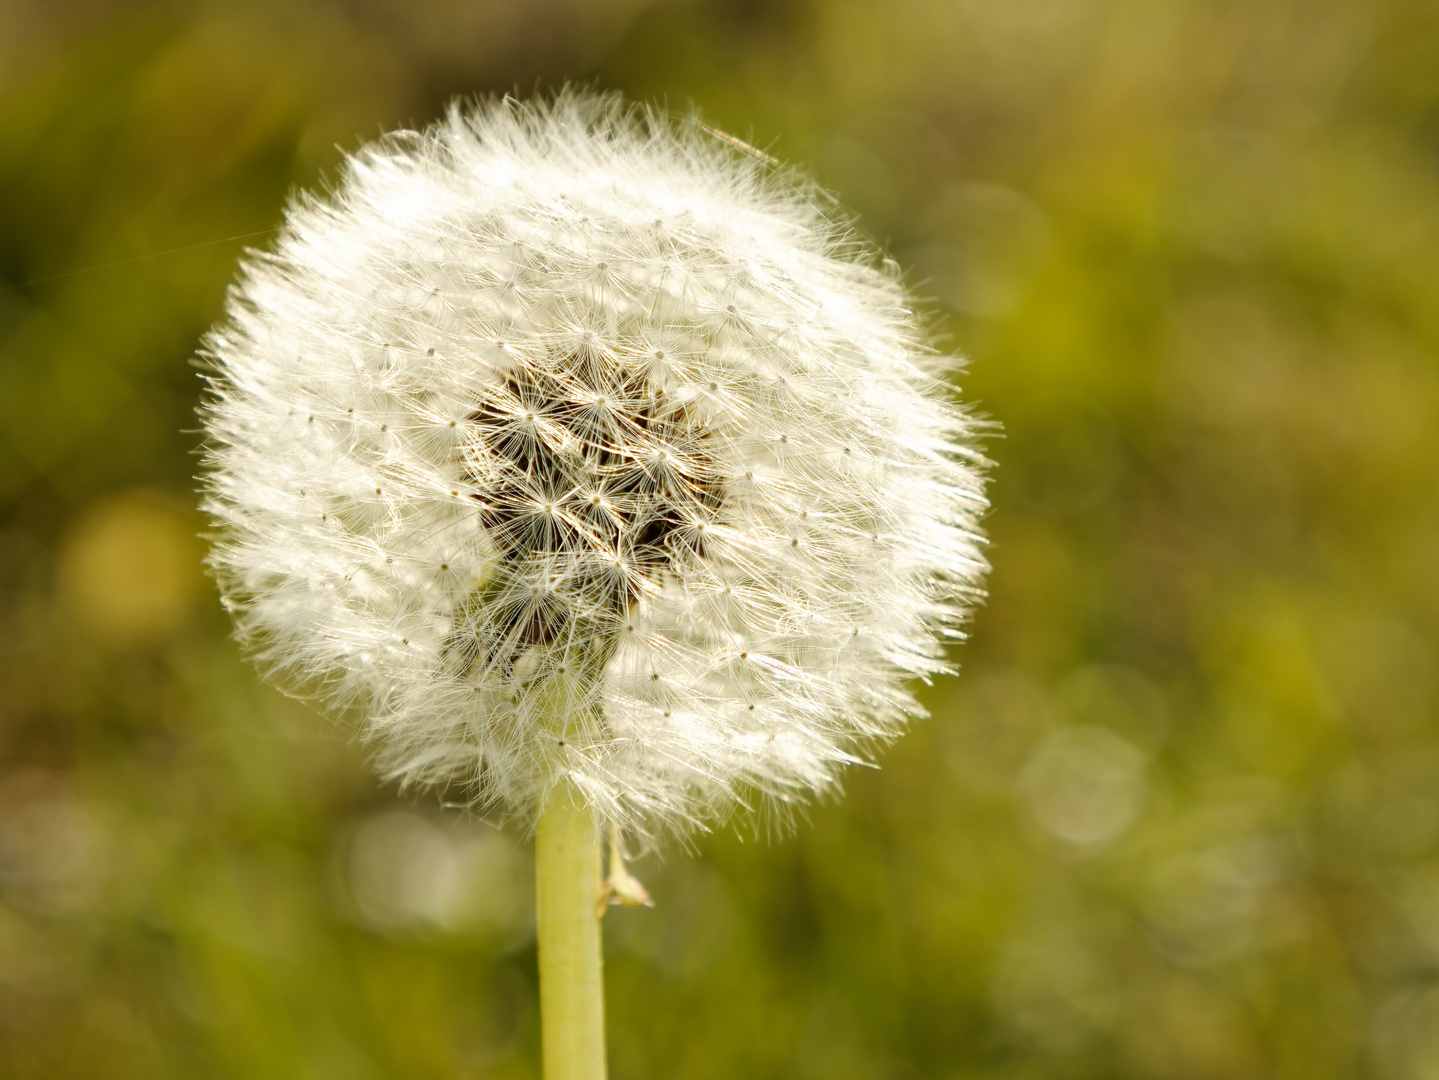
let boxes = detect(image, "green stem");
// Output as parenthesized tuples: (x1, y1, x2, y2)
(536, 787, 607, 1080)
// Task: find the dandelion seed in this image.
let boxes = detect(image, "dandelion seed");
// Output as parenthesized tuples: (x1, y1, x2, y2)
(199, 90, 989, 847)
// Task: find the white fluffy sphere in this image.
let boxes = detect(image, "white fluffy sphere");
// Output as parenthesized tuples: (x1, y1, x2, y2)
(201, 92, 988, 841)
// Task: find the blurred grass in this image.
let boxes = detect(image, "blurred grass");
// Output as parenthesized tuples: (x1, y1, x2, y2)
(2, 0, 1438, 1077)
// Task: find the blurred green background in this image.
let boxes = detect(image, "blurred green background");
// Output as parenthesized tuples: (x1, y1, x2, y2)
(2, 0, 1438, 1076)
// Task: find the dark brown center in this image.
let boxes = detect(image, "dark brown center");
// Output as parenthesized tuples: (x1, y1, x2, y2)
(444, 358, 722, 681)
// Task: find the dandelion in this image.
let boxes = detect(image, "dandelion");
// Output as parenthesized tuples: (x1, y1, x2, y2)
(200, 91, 988, 1079)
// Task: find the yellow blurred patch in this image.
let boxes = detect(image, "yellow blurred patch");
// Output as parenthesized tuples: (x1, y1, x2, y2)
(58, 491, 202, 644)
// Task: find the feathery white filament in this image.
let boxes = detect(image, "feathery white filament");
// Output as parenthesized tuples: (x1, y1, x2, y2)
(201, 92, 988, 842)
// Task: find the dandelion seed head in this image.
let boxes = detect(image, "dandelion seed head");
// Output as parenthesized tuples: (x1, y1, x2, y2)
(200, 91, 989, 844)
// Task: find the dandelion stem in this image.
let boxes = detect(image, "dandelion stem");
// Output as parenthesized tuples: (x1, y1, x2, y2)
(536, 786, 607, 1080)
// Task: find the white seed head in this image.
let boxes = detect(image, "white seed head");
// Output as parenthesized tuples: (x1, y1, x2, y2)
(200, 91, 989, 843)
